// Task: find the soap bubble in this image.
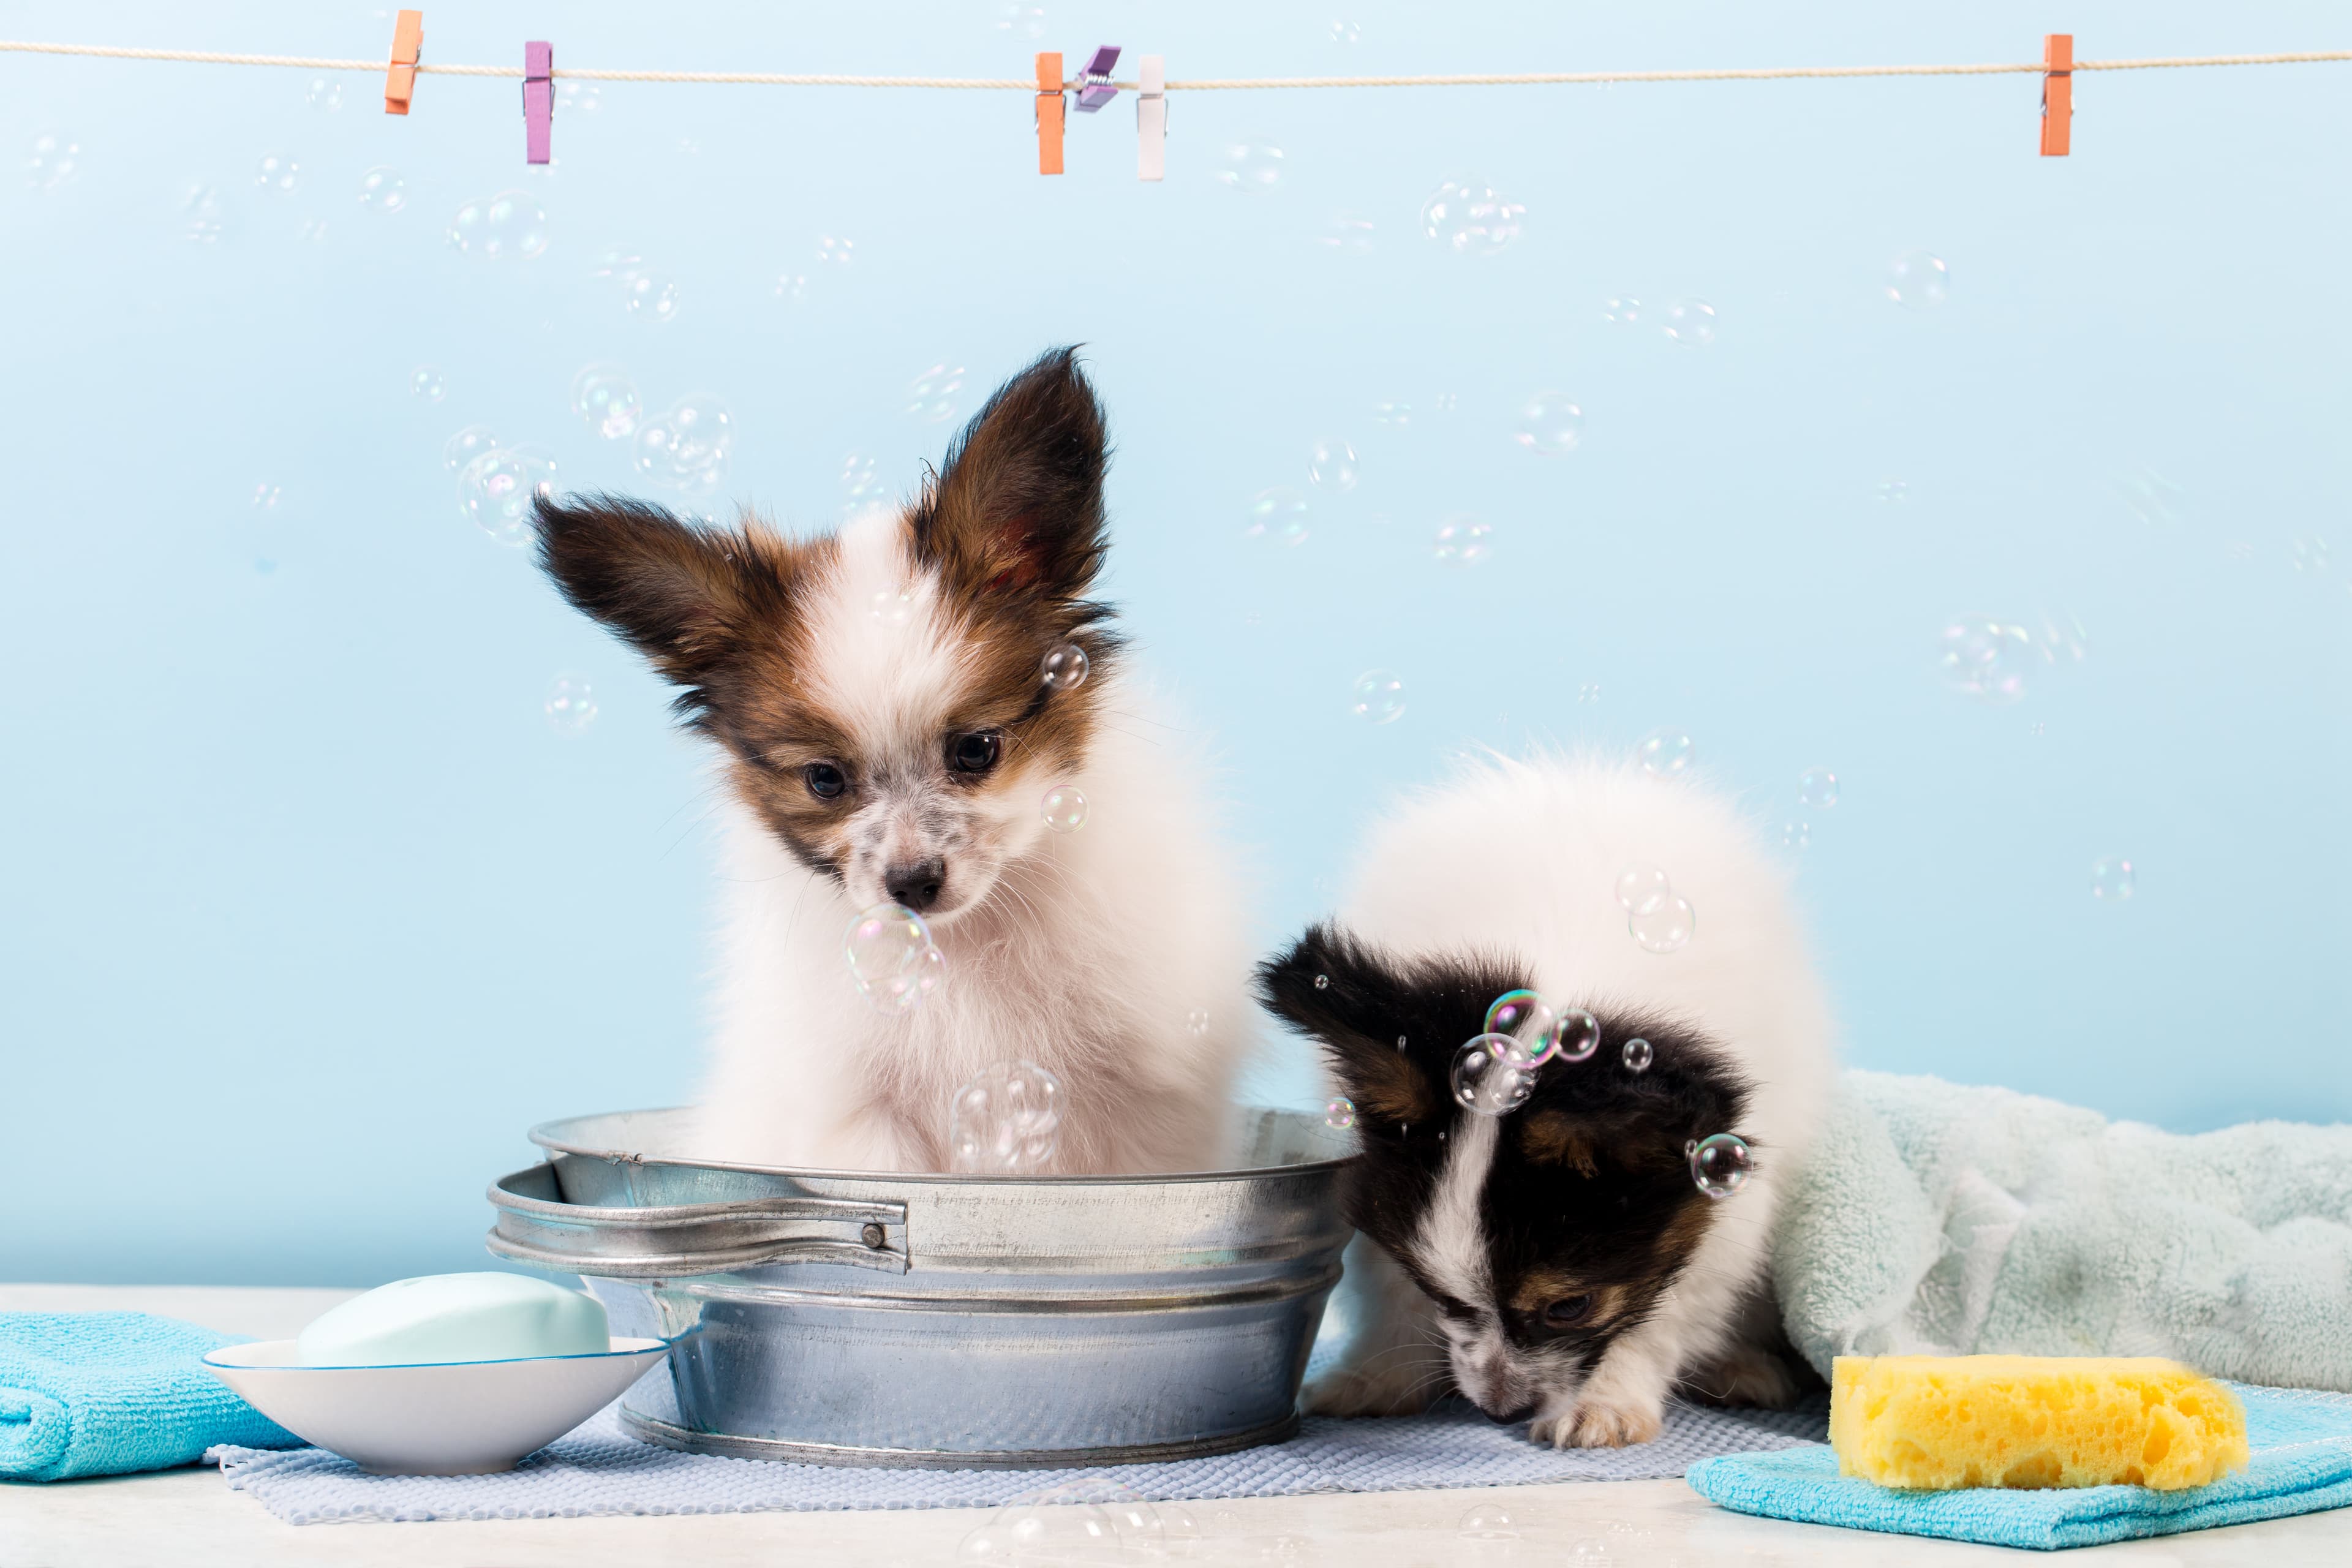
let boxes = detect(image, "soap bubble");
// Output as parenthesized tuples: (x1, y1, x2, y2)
(1782, 820, 1811, 850)
(624, 273, 681, 323)
(1604, 295, 1642, 325)
(1041, 643, 1089, 691)
(178, 181, 228, 243)
(1629, 896, 1695, 954)
(1434, 390, 1459, 413)
(443, 424, 501, 473)
(1485, 990, 1560, 1063)
(1555, 1008, 1600, 1064)
(448, 190, 549, 260)
(1568, 1538, 1611, 1562)
(1308, 439, 1360, 493)
(993, 4, 1048, 40)
(457, 447, 557, 546)
(1621, 1036, 1654, 1073)
(1513, 391, 1584, 456)
(948, 1060, 1065, 1174)
(1887, 249, 1950, 309)
(774, 271, 809, 303)
(1689, 1133, 1751, 1198)
(1432, 516, 1491, 566)
(844, 902, 947, 1014)
(632, 395, 734, 494)
(1662, 300, 1717, 347)
(1349, 670, 1406, 725)
(1215, 138, 1285, 191)
(557, 78, 603, 114)
(587, 246, 644, 283)
(1578, 682, 1601, 703)
(1041, 785, 1088, 833)
(816, 233, 855, 266)
(841, 453, 888, 513)
(2091, 856, 2135, 900)
(869, 590, 913, 627)
(543, 674, 597, 734)
(356, 166, 405, 213)
(1798, 766, 1839, 808)
(908, 363, 965, 423)
(305, 77, 343, 111)
(297, 216, 330, 245)
(1314, 974, 1330, 989)
(1420, 176, 1525, 255)
(1938, 615, 2036, 704)
(1329, 20, 1362, 43)
(1371, 400, 1412, 426)
(568, 363, 642, 440)
(1614, 864, 1672, 912)
(1452, 1034, 1536, 1117)
(254, 153, 300, 194)
(409, 366, 447, 402)
(1636, 729, 1694, 777)
(2293, 533, 2331, 575)
(1325, 1096, 1357, 1130)
(1876, 480, 1910, 504)
(1243, 487, 1310, 545)
(1317, 212, 1376, 253)
(1187, 1009, 1210, 1035)
(252, 483, 281, 510)
(1460, 1501, 1519, 1539)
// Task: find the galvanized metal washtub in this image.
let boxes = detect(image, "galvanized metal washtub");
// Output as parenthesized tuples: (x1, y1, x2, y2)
(484, 1107, 1353, 1468)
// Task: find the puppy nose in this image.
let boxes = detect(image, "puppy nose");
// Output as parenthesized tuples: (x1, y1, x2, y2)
(1483, 1401, 1536, 1427)
(884, 859, 946, 913)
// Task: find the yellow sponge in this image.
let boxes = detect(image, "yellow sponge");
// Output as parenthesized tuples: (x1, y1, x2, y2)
(1830, 1355, 2249, 1491)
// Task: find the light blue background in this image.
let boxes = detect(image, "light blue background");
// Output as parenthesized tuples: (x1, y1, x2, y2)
(4, 2, 2346, 1284)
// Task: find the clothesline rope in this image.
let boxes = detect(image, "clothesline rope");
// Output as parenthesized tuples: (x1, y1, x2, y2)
(4, 39, 2350, 90)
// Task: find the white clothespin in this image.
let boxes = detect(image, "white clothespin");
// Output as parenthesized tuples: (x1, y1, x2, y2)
(1137, 55, 1166, 181)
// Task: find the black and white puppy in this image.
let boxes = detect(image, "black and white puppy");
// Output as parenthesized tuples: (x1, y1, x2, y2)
(1258, 756, 1835, 1447)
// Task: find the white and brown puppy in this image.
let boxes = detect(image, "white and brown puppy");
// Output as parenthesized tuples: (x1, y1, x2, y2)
(535, 350, 1251, 1174)
(1258, 756, 1835, 1447)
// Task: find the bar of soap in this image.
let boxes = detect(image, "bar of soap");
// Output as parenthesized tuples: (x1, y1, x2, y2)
(1830, 1354, 2248, 1491)
(297, 1272, 609, 1368)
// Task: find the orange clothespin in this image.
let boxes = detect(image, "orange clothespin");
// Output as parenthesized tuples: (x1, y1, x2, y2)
(1035, 51, 1065, 175)
(2039, 33, 2073, 156)
(385, 9, 423, 115)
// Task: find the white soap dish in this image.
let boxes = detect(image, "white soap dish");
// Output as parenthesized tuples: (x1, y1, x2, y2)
(203, 1336, 669, 1475)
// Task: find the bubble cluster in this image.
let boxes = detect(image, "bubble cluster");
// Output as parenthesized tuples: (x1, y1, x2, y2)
(1604, 295, 1642, 325)
(543, 674, 597, 735)
(1243, 487, 1310, 546)
(1636, 729, 1694, 778)
(1432, 516, 1491, 566)
(356, 166, 405, 213)
(1318, 212, 1376, 253)
(1420, 176, 1526, 254)
(1307, 439, 1360, 493)
(1618, 863, 1696, 954)
(948, 1060, 1064, 1174)
(1887, 249, 1951, 309)
(1460, 1502, 1519, 1539)
(1938, 615, 2037, 704)
(1798, 766, 1839, 809)
(2091, 856, 2135, 900)
(1689, 1132, 1751, 1198)
(26, 132, 80, 191)
(1621, 1036, 1654, 1073)
(844, 902, 948, 1015)
(1349, 670, 1405, 725)
(907, 363, 965, 423)
(1452, 1033, 1537, 1116)
(1041, 643, 1090, 691)
(449, 190, 549, 260)
(1041, 785, 1089, 833)
(443, 424, 501, 473)
(1513, 391, 1584, 456)
(632, 395, 734, 494)
(1662, 300, 1717, 347)
(306, 77, 344, 111)
(254, 153, 300, 194)
(410, 365, 446, 402)
(1215, 139, 1285, 191)
(568, 363, 643, 440)
(1324, 1096, 1357, 1131)
(458, 448, 557, 546)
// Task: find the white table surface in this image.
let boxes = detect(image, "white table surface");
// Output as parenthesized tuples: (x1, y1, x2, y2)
(3, 1283, 2345, 1567)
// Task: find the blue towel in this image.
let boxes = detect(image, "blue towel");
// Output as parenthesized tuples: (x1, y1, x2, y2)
(0, 1313, 299, 1482)
(1686, 1383, 2352, 1550)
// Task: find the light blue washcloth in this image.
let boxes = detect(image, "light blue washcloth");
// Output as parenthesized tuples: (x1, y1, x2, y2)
(0, 1312, 299, 1482)
(1771, 1071, 2352, 1389)
(1686, 1382, 2352, 1550)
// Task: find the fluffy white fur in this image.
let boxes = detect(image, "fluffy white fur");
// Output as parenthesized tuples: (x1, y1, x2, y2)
(1307, 754, 1838, 1446)
(690, 510, 1254, 1175)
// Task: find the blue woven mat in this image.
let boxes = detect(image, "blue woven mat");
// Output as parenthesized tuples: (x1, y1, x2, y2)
(208, 1397, 1827, 1526)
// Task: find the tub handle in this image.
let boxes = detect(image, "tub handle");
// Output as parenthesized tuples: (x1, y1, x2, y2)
(484, 1164, 913, 1278)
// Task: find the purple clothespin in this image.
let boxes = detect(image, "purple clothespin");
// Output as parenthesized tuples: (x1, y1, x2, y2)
(1074, 45, 1121, 112)
(524, 41, 554, 164)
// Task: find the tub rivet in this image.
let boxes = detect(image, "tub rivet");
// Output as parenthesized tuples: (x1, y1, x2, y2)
(860, 1222, 888, 1249)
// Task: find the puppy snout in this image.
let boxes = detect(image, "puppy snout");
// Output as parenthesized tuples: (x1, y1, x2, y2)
(884, 858, 947, 913)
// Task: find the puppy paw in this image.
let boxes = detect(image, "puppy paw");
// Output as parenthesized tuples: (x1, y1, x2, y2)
(1681, 1344, 1801, 1410)
(1530, 1393, 1664, 1449)
(1302, 1365, 1442, 1419)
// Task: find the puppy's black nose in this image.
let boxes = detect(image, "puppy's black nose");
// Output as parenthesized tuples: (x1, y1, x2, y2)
(1483, 1402, 1536, 1427)
(884, 859, 946, 913)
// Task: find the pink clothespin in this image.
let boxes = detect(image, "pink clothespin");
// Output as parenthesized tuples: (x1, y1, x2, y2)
(524, 42, 554, 164)
(1074, 46, 1121, 111)
(1137, 55, 1166, 181)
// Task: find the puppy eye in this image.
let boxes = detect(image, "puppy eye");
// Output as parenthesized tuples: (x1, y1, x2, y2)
(802, 761, 848, 800)
(1542, 1295, 1594, 1329)
(948, 731, 1003, 775)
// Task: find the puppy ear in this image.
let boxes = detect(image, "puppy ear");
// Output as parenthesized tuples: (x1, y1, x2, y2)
(911, 347, 1107, 603)
(533, 492, 774, 704)
(1517, 1023, 1752, 1175)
